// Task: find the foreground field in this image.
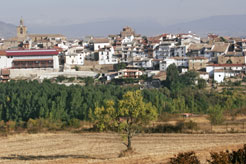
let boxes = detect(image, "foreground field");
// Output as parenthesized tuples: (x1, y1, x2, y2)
(0, 132, 246, 164)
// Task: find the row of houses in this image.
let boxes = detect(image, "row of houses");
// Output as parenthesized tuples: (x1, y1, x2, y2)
(1, 18, 246, 83)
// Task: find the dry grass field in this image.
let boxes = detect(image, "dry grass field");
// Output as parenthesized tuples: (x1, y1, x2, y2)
(1, 132, 246, 164)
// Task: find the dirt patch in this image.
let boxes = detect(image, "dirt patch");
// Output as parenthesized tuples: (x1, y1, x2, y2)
(0, 132, 246, 164)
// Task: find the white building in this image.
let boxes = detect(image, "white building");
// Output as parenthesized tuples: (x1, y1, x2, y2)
(242, 40, 246, 52)
(210, 42, 230, 57)
(122, 35, 134, 44)
(154, 41, 186, 59)
(187, 43, 213, 58)
(160, 57, 189, 71)
(132, 58, 153, 69)
(0, 49, 60, 70)
(65, 46, 85, 66)
(98, 47, 118, 65)
(179, 32, 201, 45)
(0, 51, 8, 69)
(117, 69, 143, 79)
(91, 38, 110, 51)
(206, 64, 246, 83)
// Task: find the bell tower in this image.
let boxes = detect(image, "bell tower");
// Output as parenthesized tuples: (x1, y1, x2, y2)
(17, 17, 27, 40)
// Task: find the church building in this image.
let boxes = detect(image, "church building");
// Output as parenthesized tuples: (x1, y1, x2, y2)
(0, 18, 66, 50)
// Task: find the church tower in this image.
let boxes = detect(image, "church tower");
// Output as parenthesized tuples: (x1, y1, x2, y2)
(17, 17, 27, 40)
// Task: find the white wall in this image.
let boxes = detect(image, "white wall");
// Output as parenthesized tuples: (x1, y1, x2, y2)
(214, 72, 224, 83)
(94, 43, 110, 51)
(53, 55, 59, 69)
(0, 56, 8, 69)
(122, 35, 134, 43)
(199, 74, 209, 81)
(98, 48, 117, 65)
(206, 66, 214, 77)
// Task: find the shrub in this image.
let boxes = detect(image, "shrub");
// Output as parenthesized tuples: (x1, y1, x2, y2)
(0, 120, 6, 133)
(27, 119, 39, 133)
(208, 105, 224, 125)
(208, 151, 231, 164)
(56, 75, 66, 82)
(6, 120, 16, 132)
(233, 81, 241, 86)
(27, 118, 64, 133)
(170, 145, 246, 164)
(208, 144, 246, 164)
(68, 77, 75, 82)
(147, 123, 182, 133)
(184, 120, 198, 131)
(170, 151, 200, 164)
(158, 113, 178, 122)
(146, 121, 198, 133)
(198, 79, 207, 89)
(74, 65, 79, 71)
(46, 120, 64, 131)
(68, 118, 81, 128)
(15, 121, 26, 132)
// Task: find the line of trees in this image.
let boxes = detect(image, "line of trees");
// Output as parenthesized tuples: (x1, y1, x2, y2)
(0, 78, 245, 123)
(0, 63, 246, 123)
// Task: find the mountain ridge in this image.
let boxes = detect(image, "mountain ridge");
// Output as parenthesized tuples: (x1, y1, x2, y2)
(0, 21, 16, 38)
(1, 14, 246, 39)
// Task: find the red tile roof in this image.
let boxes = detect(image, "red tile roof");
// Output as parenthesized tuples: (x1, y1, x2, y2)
(6, 49, 59, 56)
(0, 50, 6, 56)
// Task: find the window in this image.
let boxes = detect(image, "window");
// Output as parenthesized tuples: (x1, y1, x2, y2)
(20, 28, 23, 34)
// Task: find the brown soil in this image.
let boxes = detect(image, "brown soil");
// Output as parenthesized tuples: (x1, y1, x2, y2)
(0, 132, 246, 164)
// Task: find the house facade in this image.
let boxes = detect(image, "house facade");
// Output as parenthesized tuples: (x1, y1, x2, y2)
(188, 57, 208, 71)
(98, 47, 118, 65)
(1, 49, 60, 70)
(206, 64, 246, 83)
(65, 46, 85, 66)
(117, 69, 143, 78)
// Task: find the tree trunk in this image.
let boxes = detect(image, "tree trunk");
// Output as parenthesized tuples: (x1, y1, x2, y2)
(127, 130, 132, 150)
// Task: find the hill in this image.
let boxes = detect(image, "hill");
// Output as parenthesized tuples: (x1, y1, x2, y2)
(0, 21, 16, 38)
(163, 15, 246, 37)
(1, 15, 246, 38)
(28, 19, 164, 38)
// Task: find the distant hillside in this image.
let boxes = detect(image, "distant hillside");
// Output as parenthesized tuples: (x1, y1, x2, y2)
(163, 15, 246, 37)
(0, 21, 16, 38)
(1, 15, 246, 39)
(28, 19, 165, 38)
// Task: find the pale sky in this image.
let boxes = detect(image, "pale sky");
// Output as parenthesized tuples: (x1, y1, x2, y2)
(0, 0, 246, 26)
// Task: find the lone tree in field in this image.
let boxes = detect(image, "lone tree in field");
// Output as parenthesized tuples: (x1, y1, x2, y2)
(90, 90, 158, 151)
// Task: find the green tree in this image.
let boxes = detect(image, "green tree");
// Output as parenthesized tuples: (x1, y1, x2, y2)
(198, 79, 207, 89)
(180, 71, 198, 86)
(208, 105, 224, 125)
(118, 90, 158, 150)
(84, 77, 94, 86)
(113, 63, 127, 71)
(89, 100, 117, 131)
(90, 90, 158, 151)
(166, 64, 179, 88)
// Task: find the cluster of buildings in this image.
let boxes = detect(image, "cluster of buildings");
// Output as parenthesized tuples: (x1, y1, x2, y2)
(0, 18, 246, 84)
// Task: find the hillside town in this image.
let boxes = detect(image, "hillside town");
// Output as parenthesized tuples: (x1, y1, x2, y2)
(0, 18, 246, 85)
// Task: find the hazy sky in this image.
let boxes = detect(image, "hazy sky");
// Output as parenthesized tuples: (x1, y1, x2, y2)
(0, 0, 246, 26)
